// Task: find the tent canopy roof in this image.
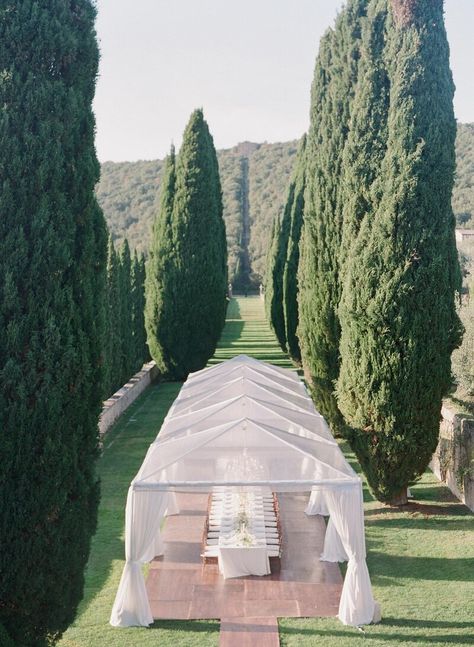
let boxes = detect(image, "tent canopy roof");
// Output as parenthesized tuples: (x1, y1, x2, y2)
(132, 355, 358, 492)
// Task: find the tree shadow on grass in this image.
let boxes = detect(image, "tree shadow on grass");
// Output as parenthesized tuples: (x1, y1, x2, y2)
(382, 617, 474, 630)
(278, 621, 474, 644)
(150, 620, 219, 631)
(225, 297, 242, 320)
(365, 507, 472, 530)
(368, 553, 474, 583)
(214, 319, 245, 346)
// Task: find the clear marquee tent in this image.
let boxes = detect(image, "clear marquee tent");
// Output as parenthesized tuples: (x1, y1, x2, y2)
(110, 355, 378, 628)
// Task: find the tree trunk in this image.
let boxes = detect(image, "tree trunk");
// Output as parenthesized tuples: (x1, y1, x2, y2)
(387, 489, 409, 506)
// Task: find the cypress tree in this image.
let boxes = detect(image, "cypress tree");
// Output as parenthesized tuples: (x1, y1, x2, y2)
(146, 110, 227, 379)
(265, 187, 294, 351)
(145, 145, 177, 373)
(337, 0, 462, 504)
(105, 235, 122, 396)
(298, 1, 366, 434)
(339, 0, 390, 277)
(264, 216, 282, 338)
(131, 251, 148, 372)
(0, 2, 107, 645)
(118, 239, 134, 383)
(282, 134, 307, 364)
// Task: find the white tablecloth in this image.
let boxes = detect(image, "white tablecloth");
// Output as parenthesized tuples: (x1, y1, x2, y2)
(209, 489, 276, 578)
(219, 545, 270, 578)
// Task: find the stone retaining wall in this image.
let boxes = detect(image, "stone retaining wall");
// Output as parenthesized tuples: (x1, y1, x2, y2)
(430, 403, 474, 511)
(99, 361, 160, 436)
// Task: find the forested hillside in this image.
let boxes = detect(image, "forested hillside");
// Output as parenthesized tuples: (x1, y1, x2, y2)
(97, 124, 473, 287)
(97, 141, 298, 288)
(454, 123, 474, 227)
(98, 160, 165, 252)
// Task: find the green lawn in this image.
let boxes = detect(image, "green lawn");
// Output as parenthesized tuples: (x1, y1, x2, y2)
(210, 296, 294, 368)
(59, 296, 474, 647)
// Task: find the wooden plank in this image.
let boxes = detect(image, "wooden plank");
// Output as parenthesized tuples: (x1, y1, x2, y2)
(220, 617, 280, 647)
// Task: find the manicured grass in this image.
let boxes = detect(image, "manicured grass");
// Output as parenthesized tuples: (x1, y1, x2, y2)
(59, 296, 473, 647)
(59, 383, 220, 647)
(280, 448, 474, 646)
(210, 296, 294, 369)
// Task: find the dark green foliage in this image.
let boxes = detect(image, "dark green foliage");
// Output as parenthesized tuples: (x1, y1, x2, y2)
(264, 217, 283, 344)
(131, 251, 149, 372)
(0, 2, 107, 645)
(453, 123, 474, 228)
(96, 126, 471, 286)
(282, 135, 307, 364)
(247, 142, 299, 282)
(145, 146, 177, 374)
(118, 239, 134, 384)
(104, 237, 147, 397)
(265, 135, 308, 353)
(265, 192, 294, 350)
(0, 623, 14, 647)
(298, 1, 366, 435)
(337, 0, 463, 503)
(104, 235, 122, 396)
(219, 150, 252, 290)
(338, 0, 390, 278)
(97, 159, 164, 253)
(145, 110, 227, 379)
(97, 141, 298, 287)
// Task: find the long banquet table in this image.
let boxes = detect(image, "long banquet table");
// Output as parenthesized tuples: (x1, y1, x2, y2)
(202, 488, 281, 578)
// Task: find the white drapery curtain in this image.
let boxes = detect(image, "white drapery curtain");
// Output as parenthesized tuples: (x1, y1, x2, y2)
(305, 486, 329, 516)
(320, 517, 348, 562)
(110, 488, 169, 627)
(321, 483, 376, 626)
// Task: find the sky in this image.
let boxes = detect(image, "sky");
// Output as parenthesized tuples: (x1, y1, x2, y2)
(93, 0, 474, 163)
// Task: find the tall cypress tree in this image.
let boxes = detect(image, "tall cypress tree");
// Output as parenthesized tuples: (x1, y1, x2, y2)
(145, 145, 177, 374)
(104, 235, 122, 397)
(266, 186, 295, 351)
(339, 0, 390, 279)
(0, 3, 107, 645)
(131, 250, 148, 372)
(298, 1, 366, 435)
(282, 134, 307, 364)
(264, 216, 282, 337)
(337, 0, 462, 504)
(118, 239, 133, 383)
(146, 110, 227, 379)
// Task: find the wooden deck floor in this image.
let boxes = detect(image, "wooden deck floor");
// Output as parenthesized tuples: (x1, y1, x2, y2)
(219, 616, 280, 647)
(146, 491, 343, 624)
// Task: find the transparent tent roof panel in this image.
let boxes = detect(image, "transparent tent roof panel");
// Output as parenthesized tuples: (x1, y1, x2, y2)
(132, 356, 358, 492)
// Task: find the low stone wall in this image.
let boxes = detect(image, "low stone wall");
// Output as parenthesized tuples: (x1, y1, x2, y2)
(99, 361, 160, 437)
(430, 403, 474, 511)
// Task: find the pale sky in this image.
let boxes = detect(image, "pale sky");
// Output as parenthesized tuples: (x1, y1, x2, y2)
(93, 0, 474, 163)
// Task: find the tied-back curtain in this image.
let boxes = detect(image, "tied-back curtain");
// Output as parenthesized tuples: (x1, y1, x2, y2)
(110, 488, 168, 627)
(323, 483, 376, 626)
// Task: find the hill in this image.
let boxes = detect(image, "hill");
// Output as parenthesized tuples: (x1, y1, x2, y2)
(97, 141, 298, 289)
(96, 124, 473, 287)
(454, 123, 474, 227)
